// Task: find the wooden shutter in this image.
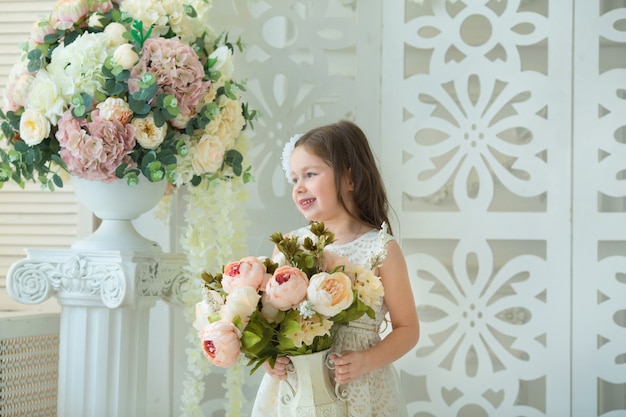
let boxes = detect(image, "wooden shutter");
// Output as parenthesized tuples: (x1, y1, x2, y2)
(0, 0, 68, 313)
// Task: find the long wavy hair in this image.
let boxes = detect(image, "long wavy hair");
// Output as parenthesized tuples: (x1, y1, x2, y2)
(295, 120, 393, 235)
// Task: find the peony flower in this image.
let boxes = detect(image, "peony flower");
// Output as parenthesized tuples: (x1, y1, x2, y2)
(30, 19, 56, 44)
(96, 97, 133, 124)
(132, 113, 167, 149)
(307, 271, 354, 317)
(199, 321, 242, 368)
(113, 44, 139, 69)
(221, 256, 267, 294)
(191, 134, 226, 175)
(204, 96, 245, 150)
(53, 0, 89, 29)
(265, 265, 309, 311)
(220, 286, 261, 326)
(19, 109, 50, 146)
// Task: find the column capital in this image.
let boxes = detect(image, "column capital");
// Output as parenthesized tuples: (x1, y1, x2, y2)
(7, 249, 189, 308)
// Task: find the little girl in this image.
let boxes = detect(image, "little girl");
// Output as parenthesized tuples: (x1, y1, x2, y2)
(251, 120, 420, 416)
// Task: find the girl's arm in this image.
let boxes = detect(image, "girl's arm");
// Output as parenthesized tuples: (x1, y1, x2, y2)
(332, 239, 420, 383)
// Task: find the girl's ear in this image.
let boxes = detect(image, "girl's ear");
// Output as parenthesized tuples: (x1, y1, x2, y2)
(346, 168, 355, 192)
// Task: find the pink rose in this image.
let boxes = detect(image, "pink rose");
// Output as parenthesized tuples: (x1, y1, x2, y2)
(265, 265, 309, 311)
(307, 271, 354, 317)
(199, 321, 241, 368)
(221, 256, 267, 294)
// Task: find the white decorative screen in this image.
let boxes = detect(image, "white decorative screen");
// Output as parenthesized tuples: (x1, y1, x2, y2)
(573, 1, 626, 416)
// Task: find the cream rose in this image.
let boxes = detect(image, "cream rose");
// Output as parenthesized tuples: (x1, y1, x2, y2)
(19, 109, 50, 146)
(265, 265, 309, 311)
(199, 321, 241, 368)
(113, 44, 139, 69)
(221, 256, 267, 294)
(132, 113, 167, 149)
(220, 286, 260, 326)
(307, 271, 354, 317)
(191, 134, 225, 175)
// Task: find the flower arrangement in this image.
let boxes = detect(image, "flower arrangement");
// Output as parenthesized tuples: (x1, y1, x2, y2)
(0, 0, 257, 190)
(194, 222, 385, 373)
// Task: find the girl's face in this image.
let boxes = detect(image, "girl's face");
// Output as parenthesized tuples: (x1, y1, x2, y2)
(290, 146, 348, 223)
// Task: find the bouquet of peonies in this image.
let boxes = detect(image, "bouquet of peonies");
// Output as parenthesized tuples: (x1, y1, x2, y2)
(0, 0, 257, 190)
(194, 222, 385, 373)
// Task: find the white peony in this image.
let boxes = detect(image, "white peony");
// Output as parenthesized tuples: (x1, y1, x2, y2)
(132, 113, 168, 149)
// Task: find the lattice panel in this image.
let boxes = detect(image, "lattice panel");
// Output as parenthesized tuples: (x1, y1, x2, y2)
(573, 1, 626, 416)
(0, 333, 59, 417)
(382, 0, 572, 416)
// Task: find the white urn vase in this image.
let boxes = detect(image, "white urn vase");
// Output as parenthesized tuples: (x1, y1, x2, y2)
(71, 176, 168, 252)
(283, 349, 348, 416)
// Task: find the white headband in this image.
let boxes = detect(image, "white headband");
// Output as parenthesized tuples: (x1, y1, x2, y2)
(281, 133, 302, 183)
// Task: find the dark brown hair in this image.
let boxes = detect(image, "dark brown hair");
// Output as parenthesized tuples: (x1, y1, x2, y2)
(295, 120, 393, 235)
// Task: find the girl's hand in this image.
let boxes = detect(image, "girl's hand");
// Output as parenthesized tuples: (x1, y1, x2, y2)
(329, 350, 366, 384)
(263, 356, 291, 380)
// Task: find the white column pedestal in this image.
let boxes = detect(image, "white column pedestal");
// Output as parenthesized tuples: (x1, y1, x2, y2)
(6, 249, 188, 417)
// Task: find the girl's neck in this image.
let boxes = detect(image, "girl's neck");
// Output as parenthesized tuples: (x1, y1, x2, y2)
(322, 218, 369, 245)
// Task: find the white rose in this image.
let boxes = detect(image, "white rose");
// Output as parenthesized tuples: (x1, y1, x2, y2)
(220, 286, 260, 326)
(19, 109, 50, 146)
(132, 114, 167, 149)
(113, 44, 139, 70)
(104, 22, 127, 46)
(191, 134, 226, 174)
(209, 46, 234, 80)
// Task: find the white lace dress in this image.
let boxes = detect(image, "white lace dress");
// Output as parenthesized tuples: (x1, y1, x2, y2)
(251, 226, 409, 417)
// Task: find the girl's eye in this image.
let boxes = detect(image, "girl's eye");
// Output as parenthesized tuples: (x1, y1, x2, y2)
(306, 172, 315, 178)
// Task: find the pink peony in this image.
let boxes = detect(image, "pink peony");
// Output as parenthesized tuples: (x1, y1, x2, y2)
(128, 37, 209, 125)
(265, 265, 309, 311)
(199, 321, 241, 368)
(221, 256, 267, 294)
(56, 109, 136, 182)
(53, 0, 90, 28)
